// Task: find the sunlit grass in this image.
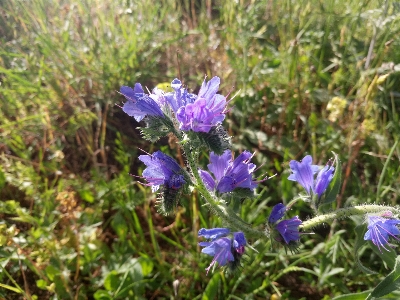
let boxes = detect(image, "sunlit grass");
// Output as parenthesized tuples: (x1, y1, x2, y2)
(0, 0, 400, 298)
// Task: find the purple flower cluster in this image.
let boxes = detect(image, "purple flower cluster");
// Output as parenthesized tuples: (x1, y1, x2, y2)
(169, 77, 227, 133)
(120, 77, 228, 133)
(198, 228, 246, 274)
(138, 151, 186, 192)
(364, 213, 400, 252)
(198, 150, 258, 194)
(288, 155, 334, 198)
(268, 203, 302, 244)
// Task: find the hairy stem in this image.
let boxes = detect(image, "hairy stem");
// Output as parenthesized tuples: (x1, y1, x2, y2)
(301, 205, 400, 230)
(182, 141, 266, 239)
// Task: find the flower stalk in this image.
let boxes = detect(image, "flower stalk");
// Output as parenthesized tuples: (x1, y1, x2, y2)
(301, 205, 400, 230)
(119, 76, 400, 276)
(182, 141, 266, 239)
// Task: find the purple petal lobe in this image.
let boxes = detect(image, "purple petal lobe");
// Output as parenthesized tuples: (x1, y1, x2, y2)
(269, 203, 287, 224)
(170, 77, 227, 132)
(314, 165, 335, 196)
(199, 169, 216, 191)
(200, 237, 234, 269)
(120, 84, 164, 121)
(198, 228, 230, 240)
(138, 151, 185, 192)
(208, 150, 231, 181)
(275, 216, 302, 244)
(203, 150, 258, 194)
(288, 155, 317, 195)
(233, 232, 246, 255)
(198, 76, 220, 100)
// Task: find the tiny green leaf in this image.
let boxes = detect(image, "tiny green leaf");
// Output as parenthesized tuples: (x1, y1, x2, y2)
(36, 279, 47, 290)
(93, 290, 113, 300)
(79, 190, 95, 203)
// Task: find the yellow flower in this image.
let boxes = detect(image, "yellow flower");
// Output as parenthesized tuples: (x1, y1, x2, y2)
(326, 96, 347, 122)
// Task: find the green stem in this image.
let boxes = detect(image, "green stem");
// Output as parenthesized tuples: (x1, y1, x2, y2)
(181, 141, 266, 239)
(301, 205, 400, 230)
(376, 139, 399, 202)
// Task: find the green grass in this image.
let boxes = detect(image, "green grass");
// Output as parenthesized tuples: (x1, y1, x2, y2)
(1, 0, 400, 299)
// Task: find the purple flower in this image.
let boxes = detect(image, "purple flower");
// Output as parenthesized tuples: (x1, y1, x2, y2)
(200, 237, 233, 274)
(198, 150, 258, 194)
(288, 155, 319, 194)
(176, 99, 215, 132)
(268, 203, 287, 224)
(364, 215, 400, 252)
(198, 228, 247, 274)
(314, 165, 335, 197)
(120, 83, 164, 122)
(275, 216, 302, 244)
(268, 203, 302, 245)
(166, 77, 228, 133)
(138, 151, 185, 192)
(288, 155, 334, 197)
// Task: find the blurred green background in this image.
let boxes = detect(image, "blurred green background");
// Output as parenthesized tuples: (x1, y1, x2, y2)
(1, 0, 400, 299)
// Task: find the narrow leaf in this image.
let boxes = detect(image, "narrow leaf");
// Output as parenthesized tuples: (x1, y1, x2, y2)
(202, 272, 220, 300)
(368, 256, 400, 299)
(332, 290, 372, 300)
(354, 224, 377, 274)
(0, 283, 22, 294)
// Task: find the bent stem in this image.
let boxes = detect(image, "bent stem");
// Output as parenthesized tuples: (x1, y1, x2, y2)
(182, 141, 266, 239)
(301, 205, 400, 230)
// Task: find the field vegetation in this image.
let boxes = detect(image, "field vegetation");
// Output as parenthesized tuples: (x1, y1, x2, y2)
(1, 0, 400, 299)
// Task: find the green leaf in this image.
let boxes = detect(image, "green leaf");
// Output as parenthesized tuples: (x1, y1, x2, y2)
(79, 190, 95, 203)
(0, 200, 21, 214)
(332, 290, 372, 300)
(93, 290, 113, 300)
(138, 257, 154, 277)
(111, 212, 128, 240)
(371, 241, 397, 270)
(11, 215, 38, 225)
(196, 125, 231, 155)
(0, 167, 5, 189)
(139, 115, 175, 142)
(354, 224, 376, 274)
(0, 283, 22, 294)
(367, 256, 400, 299)
(202, 272, 220, 300)
(320, 151, 341, 207)
(36, 279, 47, 290)
(45, 265, 59, 281)
(308, 112, 319, 128)
(104, 270, 119, 291)
(129, 260, 143, 282)
(0, 258, 10, 268)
